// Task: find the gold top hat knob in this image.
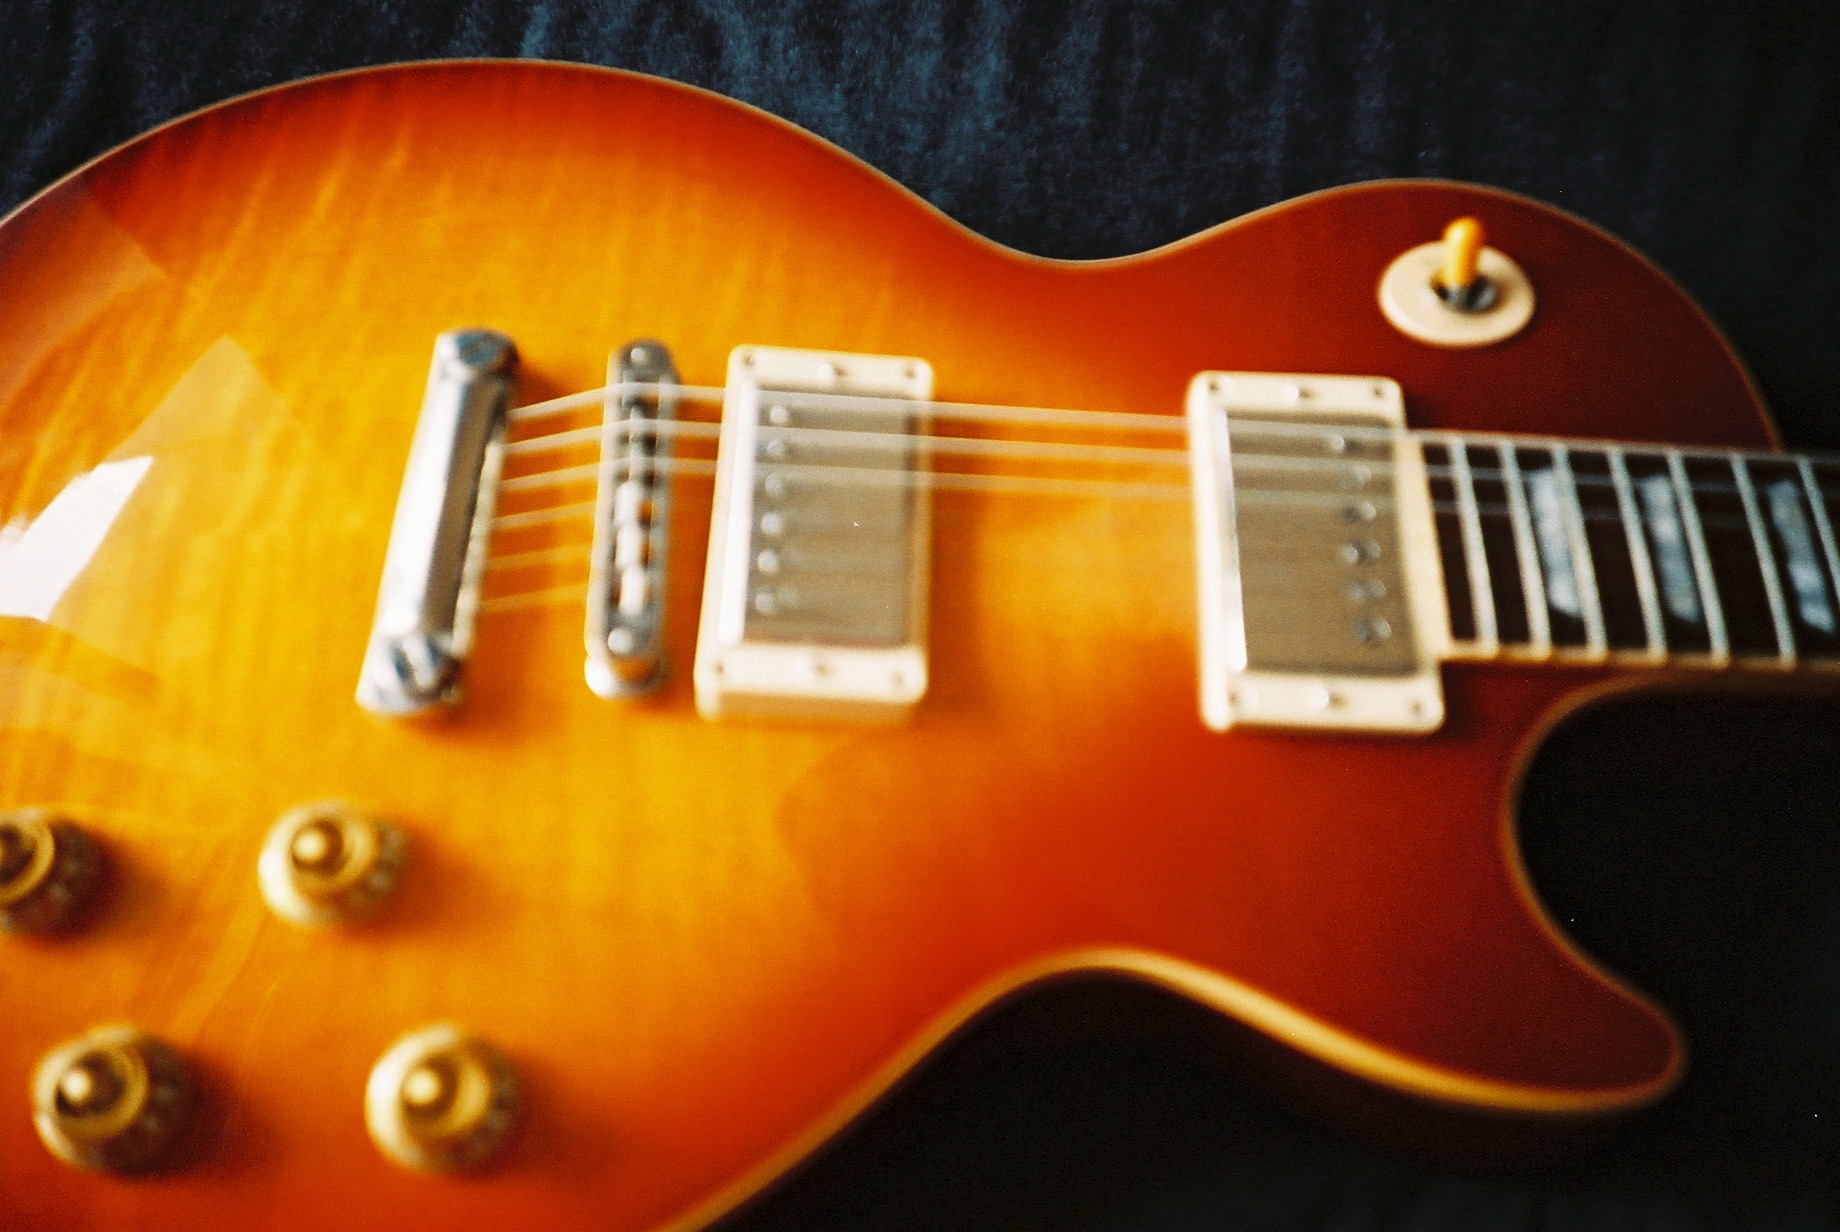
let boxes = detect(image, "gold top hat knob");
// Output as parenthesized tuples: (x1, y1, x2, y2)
(32, 1026, 194, 1173)
(258, 802, 405, 926)
(366, 1024, 520, 1172)
(0, 810, 103, 935)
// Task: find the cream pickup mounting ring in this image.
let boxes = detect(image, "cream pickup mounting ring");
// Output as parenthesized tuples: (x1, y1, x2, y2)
(695, 345, 933, 722)
(1187, 372, 1447, 733)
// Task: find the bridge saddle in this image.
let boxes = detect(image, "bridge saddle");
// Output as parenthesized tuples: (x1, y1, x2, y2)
(585, 341, 680, 697)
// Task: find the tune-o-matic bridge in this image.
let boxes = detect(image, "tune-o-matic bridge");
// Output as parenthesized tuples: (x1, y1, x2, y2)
(694, 346, 933, 721)
(1187, 372, 1446, 733)
(358, 330, 517, 716)
(585, 341, 679, 697)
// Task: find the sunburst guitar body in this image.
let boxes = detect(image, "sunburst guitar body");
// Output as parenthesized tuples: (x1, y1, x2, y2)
(1, 60, 1833, 1231)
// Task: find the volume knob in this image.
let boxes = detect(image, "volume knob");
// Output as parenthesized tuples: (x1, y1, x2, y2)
(365, 1024, 521, 1172)
(32, 1026, 194, 1173)
(258, 802, 405, 926)
(0, 810, 103, 934)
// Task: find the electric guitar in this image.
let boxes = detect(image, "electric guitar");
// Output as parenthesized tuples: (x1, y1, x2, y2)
(2, 60, 1834, 1230)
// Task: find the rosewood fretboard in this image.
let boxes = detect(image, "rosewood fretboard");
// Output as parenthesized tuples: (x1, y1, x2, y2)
(1420, 438, 1840, 669)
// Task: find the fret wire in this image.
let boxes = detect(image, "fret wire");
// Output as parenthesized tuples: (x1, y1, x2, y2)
(1553, 447, 1607, 657)
(1445, 439, 1499, 654)
(1730, 456, 1797, 664)
(1498, 445, 1552, 655)
(1608, 449, 1667, 658)
(1800, 460, 1840, 621)
(1667, 450, 1729, 661)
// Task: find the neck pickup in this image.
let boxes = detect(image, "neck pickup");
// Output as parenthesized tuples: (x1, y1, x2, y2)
(1187, 372, 1447, 733)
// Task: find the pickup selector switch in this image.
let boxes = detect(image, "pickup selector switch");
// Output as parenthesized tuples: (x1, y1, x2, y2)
(0, 810, 102, 934)
(365, 1024, 521, 1172)
(32, 1026, 194, 1173)
(1378, 217, 1534, 348)
(258, 802, 405, 926)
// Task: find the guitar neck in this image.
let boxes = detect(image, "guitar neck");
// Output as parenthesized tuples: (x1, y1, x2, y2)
(1420, 434, 1840, 670)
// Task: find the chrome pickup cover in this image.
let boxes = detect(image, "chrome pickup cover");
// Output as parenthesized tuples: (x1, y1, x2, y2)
(1187, 372, 1446, 733)
(694, 346, 933, 722)
(357, 330, 516, 716)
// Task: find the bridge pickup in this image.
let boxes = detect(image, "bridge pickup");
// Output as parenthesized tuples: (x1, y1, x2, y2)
(358, 330, 517, 715)
(1187, 372, 1446, 733)
(586, 341, 679, 697)
(694, 345, 933, 722)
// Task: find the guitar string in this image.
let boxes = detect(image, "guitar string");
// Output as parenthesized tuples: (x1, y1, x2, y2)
(488, 459, 1193, 535)
(478, 386, 1837, 605)
(501, 384, 1840, 497)
(492, 424, 1829, 521)
(478, 463, 1781, 614)
(498, 427, 1191, 497)
(500, 427, 1835, 519)
(478, 474, 1775, 614)
(509, 381, 1840, 468)
(481, 510, 1768, 629)
(485, 477, 1762, 553)
(486, 447, 1814, 550)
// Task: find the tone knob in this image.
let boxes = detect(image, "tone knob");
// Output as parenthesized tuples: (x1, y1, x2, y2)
(365, 1024, 520, 1172)
(258, 802, 405, 926)
(0, 810, 103, 934)
(32, 1026, 194, 1173)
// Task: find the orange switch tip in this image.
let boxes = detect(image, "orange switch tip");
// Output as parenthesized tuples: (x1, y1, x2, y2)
(1438, 217, 1485, 292)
